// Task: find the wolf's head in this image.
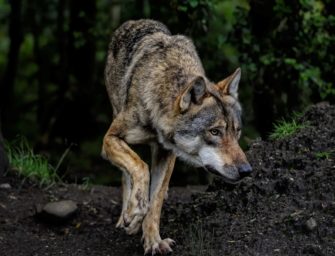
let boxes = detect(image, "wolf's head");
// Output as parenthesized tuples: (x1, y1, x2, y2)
(167, 68, 252, 183)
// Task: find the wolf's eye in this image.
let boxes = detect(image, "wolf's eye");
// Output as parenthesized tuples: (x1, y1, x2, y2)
(209, 128, 221, 136)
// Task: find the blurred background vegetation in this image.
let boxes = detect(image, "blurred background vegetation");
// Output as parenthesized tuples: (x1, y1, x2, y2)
(0, 0, 334, 185)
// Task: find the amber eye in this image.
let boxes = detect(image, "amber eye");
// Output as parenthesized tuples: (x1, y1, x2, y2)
(209, 128, 221, 136)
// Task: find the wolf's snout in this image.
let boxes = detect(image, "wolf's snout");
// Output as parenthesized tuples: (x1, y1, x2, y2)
(237, 163, 252, 178)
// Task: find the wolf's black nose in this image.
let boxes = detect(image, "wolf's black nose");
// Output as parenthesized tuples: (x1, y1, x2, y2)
(238, 163, 252, 178)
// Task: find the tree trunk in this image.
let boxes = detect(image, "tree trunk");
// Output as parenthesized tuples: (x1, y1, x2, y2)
(68, 0, 96, 89)
(0, 131, 9, 175)
(0, 0, 22, 173)
(50, 0, 96, 141)
(35, 0, 71, 145)
(29, 2, 47, 135)
(56, 0, 70, 107)
(0, 0, 23, 138)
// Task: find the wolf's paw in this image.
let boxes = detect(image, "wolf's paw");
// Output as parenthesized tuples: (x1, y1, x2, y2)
(122, 188, 148, 235)
(115, 213, 125, 229)
(116, 212, 143, 234)
(116, 209, 147, 234)
(143, 237, 175, 255)
(124, 212, 145, 235)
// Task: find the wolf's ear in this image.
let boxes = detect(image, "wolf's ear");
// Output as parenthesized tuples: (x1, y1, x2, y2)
(179, 76, 206, 113)
(217, 68, 241, 98)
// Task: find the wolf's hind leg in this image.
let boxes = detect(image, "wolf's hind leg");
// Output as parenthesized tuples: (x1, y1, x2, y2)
(102, 116, 150, 235)
(116, 172, 131, 228)
(142, 144, 176, 255)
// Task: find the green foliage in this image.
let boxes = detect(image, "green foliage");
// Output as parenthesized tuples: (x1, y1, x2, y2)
(315, 151, 333, 160)
(233, 0, 335, 105)
(81, 176, 93, 190)
(5, 137, 60, 186)
(0, 0, 9, 69)
(270, 118, 308, 140)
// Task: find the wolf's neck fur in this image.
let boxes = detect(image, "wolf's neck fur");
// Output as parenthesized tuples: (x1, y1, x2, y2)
(156, 129, 203, 167)
(132, 35, 205, 131)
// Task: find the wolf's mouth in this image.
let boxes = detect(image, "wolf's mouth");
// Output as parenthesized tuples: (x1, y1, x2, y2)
(204, 165, 241, 184)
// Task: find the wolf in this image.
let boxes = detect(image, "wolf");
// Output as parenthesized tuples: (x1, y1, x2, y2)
(102, 19, 252, 255)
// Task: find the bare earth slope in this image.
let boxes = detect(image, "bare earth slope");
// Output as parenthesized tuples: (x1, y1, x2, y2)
(187, 102, 335, 256)
(0, 103, 334, 256)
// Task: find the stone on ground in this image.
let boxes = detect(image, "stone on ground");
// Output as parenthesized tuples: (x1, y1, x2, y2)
(38, 200, 78, 223)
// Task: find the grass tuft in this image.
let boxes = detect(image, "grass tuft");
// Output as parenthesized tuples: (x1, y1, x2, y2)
(187, 221, 215, 256)
(5, 137, 60, 187)
(315, 151, 333, 160)
(81, 176, 93, 190)
(270, 118, 308, 140)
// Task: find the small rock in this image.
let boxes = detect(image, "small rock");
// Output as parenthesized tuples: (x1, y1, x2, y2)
(38, 200, 78, 223)
(0, 183, 11, 189)
(305, 217, 317, 231)
(302, 244, 324, 255)
(8, 195, 17, 200)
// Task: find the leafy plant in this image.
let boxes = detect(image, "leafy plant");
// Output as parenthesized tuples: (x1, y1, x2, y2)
(270, 118, 308, 140)
(81, 176, 93, 190)
(231, 0, 335, 136)
(315, 151, 333, 160)
(5, 137, 61, 187)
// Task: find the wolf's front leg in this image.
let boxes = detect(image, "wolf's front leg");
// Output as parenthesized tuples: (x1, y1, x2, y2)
(142, 145, 176, 255)
(102, 119, 150, 234)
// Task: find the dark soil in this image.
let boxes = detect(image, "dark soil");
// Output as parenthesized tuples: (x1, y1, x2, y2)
(1, 103, 335, 256)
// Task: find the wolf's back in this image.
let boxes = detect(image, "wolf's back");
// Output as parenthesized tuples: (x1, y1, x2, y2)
(110, 19, 171, 65)
(105, 20, 171, 114)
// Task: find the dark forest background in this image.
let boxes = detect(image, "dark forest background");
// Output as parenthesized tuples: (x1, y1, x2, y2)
(0, 0, 334, 185)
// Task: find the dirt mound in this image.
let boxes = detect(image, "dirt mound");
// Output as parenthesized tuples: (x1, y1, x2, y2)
(184, 102, 335, 255)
